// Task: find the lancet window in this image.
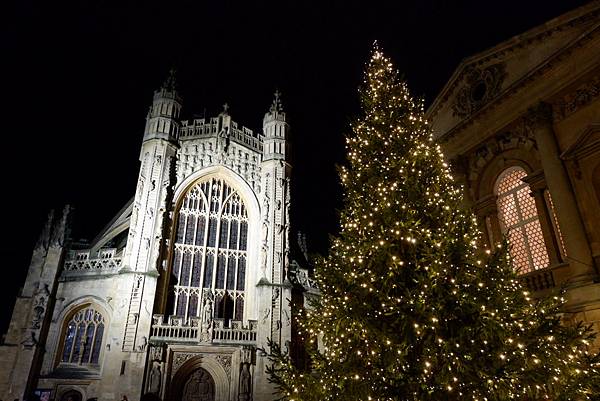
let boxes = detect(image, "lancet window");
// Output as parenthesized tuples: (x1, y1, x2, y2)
(495, 167, 550, 274)
(171, 177, 248, 326)
(60, 305, 105, 365)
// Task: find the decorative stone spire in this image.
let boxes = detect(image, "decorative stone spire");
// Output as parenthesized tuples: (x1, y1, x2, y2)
(144, 69, 182, 142)
(262, 90, 290, 161)
(161, 68, 178, 92)
(270, 90, 283, 113)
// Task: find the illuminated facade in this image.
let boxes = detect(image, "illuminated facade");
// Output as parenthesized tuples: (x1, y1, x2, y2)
(0, 76, 316, 401)
(428, 1, 600, 341)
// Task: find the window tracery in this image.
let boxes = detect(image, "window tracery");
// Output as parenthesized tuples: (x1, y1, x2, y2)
(60, 305, 105, 365)
(171, 178, 248, 326)
(495, 167, 550, 273)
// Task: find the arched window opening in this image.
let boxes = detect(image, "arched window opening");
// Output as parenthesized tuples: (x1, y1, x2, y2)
(495, 167, 549, 274)
(171, 177, 248, 327)
(60, 305, 105, 365)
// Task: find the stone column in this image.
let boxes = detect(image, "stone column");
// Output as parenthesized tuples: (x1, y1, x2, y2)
(525, 103, 596, 284)
(473, 194, 502, 248)
(522, 170, 563, 267)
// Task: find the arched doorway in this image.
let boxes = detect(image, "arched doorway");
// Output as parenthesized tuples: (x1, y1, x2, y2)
(178, 367, 215, 401)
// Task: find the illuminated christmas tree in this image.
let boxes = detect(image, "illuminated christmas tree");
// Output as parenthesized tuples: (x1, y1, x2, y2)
(267, 47, 600, 400)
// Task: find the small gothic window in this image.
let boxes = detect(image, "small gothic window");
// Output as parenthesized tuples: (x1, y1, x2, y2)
(60, 305, 105, 365)
(171, 178, 249, 326)
(495, 167, 550, 274)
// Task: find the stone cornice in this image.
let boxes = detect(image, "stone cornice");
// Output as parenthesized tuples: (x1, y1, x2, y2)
(427, 1, 600, 121)
(435, 23, 600, 146)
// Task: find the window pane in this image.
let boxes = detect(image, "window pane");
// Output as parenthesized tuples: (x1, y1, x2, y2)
(62, 324, 76, 362)
(216, 254, 226, 289)
(496, 167, 549, 274)
(203, 254, 214, 288)
(91, 322, 104, 364)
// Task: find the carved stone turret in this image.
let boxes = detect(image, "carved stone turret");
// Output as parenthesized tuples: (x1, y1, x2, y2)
(143, 68, 182, 143)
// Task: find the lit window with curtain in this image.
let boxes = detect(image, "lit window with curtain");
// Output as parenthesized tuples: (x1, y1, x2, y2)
(60, 305, 105, 365)
(495, 167, 550, 274)
(171, 177, 248, 327)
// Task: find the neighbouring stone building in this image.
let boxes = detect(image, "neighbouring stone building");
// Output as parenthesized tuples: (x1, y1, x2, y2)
(428, 2, 600, 341)
(0, 73, 317, 401)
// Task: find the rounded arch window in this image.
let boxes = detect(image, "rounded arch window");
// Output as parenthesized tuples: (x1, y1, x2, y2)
(170, 177, 248, 326)
(59, 305, 105, 365)
(495, 167, 549, 273)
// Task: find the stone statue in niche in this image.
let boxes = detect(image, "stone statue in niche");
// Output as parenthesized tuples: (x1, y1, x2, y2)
(200, 297, 213, 342)
(260, 245, 268, 277)
(202, 298, 213, 327)
(148, 361, 162, 394)
(261, 307, 271, 324)
(137, 336, 148, 352)
(31, 305, 44, 329)
(262, 220, 269, 244)
(238, 363, 251, 401)
(217, 126, 230, 155)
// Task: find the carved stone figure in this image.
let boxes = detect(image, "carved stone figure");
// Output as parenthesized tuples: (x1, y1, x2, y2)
(260, 245, 268, 276)
(202, 298, 213, 327)
(217, 126, 230, 154)
(148, 362, 162, 394)
(183, 368, 215, 401)
(238, 363, 251, 401)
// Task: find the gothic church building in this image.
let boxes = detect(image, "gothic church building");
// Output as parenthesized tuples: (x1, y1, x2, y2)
(0, 74, 316, 401)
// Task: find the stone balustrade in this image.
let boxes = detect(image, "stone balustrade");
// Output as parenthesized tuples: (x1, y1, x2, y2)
(520, 267, 556, 292)
(63, 248, 123, 274)
(150, 314, 257, 345)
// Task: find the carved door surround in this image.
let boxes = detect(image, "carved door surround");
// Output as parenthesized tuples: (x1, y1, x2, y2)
(167, 346, 239, 401)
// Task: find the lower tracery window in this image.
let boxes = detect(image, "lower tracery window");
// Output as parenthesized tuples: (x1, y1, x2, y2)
(60, 305, 105, 365)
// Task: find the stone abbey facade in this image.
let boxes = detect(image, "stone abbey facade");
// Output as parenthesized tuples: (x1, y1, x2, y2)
(428, 1, 600, 344)
(0, 75, 316, 401)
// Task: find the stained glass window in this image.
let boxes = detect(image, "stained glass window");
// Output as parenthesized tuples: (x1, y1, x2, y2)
(60, 306, 105, 365)
(495, 167, 550, 274)
(171, 178, 248, 326)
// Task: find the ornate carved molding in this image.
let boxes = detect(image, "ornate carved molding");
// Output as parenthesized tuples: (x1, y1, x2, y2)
(172, 352, 198, 373)
(171, 352, 232, 379)
(452, 63, 507, 118)
(553, 76, 600, 122)
(210, 354, 232, 379)
(523, 102, 553, 131)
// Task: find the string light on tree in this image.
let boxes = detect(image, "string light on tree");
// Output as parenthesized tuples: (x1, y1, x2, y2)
(266, 44, 600, 401)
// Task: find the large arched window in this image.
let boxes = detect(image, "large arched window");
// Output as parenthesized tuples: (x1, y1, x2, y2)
(171, 177, 248, 326)
(495, 167, 549, 274)
(60, 305, 105, 365)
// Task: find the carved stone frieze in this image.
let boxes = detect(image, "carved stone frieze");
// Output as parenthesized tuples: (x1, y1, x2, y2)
(149, 343, 165, 362)
(176, 140, 262, 193)
(553, 75, 600, 122)
(211, 354, 232, 379)
(452, 63, 507, 118)
(172, 352, 198, 374)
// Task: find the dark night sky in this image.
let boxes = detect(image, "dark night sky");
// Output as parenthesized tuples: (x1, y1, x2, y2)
(0, 0, 588, 335)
